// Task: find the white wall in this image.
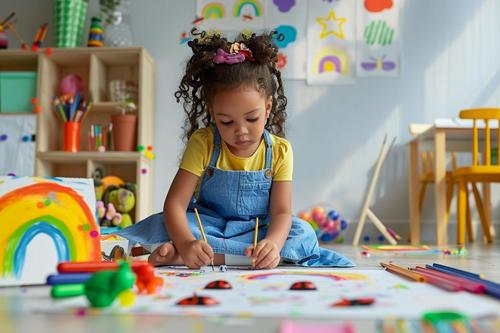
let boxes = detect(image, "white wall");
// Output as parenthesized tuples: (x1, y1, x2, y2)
(2, 0, 499, 242)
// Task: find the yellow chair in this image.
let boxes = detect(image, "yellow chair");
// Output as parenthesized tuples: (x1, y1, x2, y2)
(452, 108, 500, 245)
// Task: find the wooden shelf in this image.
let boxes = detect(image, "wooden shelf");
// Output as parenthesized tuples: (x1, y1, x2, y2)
(0, 47, 155, 222)
(36, 151, 149, 163)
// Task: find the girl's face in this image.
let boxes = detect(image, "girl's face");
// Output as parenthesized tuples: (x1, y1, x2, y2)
(210, 85, 272, 157)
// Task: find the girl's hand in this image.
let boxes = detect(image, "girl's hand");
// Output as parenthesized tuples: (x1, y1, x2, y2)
(178, 240, 214, 269)
(245, 239, 280, 269)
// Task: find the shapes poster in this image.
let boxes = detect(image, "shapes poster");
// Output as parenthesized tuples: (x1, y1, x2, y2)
(197, 0, 267, 30)
(356, 0, 401, 77)
(0, 176, 101, 286)
(307, 0, 356, 85)
(266, 0, 307, 79)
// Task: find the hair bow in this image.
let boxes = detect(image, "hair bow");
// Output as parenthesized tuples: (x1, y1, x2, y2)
(213, 42, 254, 65)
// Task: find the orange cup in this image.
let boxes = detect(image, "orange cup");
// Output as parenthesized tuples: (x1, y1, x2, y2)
(63, 121, 81, 152)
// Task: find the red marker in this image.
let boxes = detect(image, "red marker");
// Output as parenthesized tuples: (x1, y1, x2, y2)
(57, 260, 149, 274)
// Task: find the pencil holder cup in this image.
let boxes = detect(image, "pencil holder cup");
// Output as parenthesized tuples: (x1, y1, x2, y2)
(63, 121, 81, 152)
(111, 114, 136, 151)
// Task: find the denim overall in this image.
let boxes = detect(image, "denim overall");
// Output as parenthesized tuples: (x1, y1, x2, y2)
(117, 128, 354, 267)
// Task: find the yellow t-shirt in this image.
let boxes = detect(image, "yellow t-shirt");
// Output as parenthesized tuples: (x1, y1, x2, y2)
(180, 127, 293, 181)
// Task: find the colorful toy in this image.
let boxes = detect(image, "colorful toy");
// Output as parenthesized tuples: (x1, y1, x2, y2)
(87, 17, 104, 47)
(133, 262, 163, 294)
(103, 184, 136, 228)
(297, 206, 348, 243)
(84, 261, 136, 308)
(31, 22, 48, 51)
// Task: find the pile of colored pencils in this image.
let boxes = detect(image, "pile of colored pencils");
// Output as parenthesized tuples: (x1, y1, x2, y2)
(53, 92, 92, 123)
(381, 262, 500, 299)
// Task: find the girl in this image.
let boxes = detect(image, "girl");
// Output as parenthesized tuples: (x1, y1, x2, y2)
(117, 30, 353, 269)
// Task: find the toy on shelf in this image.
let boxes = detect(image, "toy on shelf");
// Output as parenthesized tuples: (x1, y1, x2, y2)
(87, 17, 104, 47)
(297, 206, 348, 243)
(94, 171, 136, 228)
(137, 145, 155, 160)
(31, 22, 48, 51)
(0, 12, 15, 49)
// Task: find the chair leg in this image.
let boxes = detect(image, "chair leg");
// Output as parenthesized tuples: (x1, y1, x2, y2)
(471, 183, 493, 243)
(418, 182, 427, 213)
(445, 181, 454, 225)
(457, 178, 467, 245)
(465, 187, 474, 242)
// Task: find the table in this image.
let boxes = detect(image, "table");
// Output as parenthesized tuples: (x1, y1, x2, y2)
(408, 119, 497, 245)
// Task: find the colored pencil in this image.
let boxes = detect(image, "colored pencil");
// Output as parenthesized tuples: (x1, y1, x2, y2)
(409, 268, 463, 292)
(252, 217, 259, 267)
(57, 260, 149, 274)
(46, 273, 92, 285)
(415, 266, 485, 293)
(429, 264, 500, 299)
(432, 263, 484, 279)
(380, 262, 426, 282)
(194, 207, 214, 271)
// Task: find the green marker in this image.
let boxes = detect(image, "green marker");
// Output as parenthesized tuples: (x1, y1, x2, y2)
(51, 283, 85, 298)
(422, 311, 469, 323)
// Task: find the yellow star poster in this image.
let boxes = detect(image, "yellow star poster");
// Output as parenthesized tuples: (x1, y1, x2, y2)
(307, 0, 356, 85)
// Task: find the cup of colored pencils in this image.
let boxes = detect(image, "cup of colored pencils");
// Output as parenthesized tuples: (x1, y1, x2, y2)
(53, 92, 92, 152)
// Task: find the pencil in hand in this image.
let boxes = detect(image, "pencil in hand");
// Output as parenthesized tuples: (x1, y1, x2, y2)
(252, 217, 259, 268)
(194, 207, 214, 271)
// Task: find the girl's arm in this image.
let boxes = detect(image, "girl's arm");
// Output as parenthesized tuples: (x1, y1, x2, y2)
(249, 180, 292, 269)
(266, 180, 292, 249)
(163, 169, 213, 267)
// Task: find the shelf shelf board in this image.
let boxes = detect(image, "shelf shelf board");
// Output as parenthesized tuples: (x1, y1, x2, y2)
(91, 102, 136, 113)
(37, 151, 147, 163)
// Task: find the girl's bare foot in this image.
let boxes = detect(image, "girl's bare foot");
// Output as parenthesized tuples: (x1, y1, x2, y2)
(148, 242, 183, 266)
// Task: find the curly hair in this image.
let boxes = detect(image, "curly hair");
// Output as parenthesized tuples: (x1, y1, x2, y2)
(174, 29, 287, 141)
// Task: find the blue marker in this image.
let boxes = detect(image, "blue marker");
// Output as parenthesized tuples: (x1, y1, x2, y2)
(46, 273, 92, 285)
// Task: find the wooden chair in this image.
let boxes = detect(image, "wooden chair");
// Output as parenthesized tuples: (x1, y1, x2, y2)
(452, 108, 500, 245)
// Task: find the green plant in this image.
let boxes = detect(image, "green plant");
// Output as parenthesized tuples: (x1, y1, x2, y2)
(99, 0, 122, 24)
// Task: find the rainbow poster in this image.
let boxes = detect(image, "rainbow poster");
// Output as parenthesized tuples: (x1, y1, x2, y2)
(197, 0, 266, 30)
(0, 176, 100, 286)
(307, 0, 355, 84)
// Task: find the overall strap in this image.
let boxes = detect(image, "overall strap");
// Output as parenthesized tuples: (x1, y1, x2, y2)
(263, 130, 273, 170)
(208, 126, 222, 168)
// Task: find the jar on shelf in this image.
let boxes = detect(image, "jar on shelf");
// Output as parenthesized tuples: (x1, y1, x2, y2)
(99, 0, 133, 47)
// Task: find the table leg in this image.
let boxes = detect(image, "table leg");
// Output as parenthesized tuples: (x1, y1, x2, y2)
(434, 129, 447, 245)
(409, 141, 420, 245)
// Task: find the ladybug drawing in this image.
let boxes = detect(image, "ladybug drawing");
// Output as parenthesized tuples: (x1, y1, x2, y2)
(289, 281, 317, 291)
(176, 293, 219, 306)
(204, 280, 232, 290)
(331, 297, 375, 307)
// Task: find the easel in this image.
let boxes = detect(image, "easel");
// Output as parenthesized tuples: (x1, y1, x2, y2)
(353, 135, 398, 245)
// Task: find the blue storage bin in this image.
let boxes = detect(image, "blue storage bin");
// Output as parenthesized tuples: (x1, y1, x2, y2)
(0, 72, 37, 113)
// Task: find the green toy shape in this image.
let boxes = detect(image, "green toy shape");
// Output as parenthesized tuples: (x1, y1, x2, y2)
(84, 261, 136, 308)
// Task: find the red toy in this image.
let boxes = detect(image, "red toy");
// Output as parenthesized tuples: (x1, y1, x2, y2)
(289, 281, 317, 291)
(331, 297, 375, 307)
(204, 280, 232, 290)
(133, 262, 163, 294)
(176, 293, 219, 306)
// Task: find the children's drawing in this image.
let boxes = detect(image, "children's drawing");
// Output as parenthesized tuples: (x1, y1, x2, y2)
(0, 176, 100, 286)
(364, 20, 394, 46)
(316, 10, 346, 39)
(266, 0, 307, 79)
(364, 0, 393, 13)
(197, 0, 266, 29)
(308, 1, 355, 84)
(43, 268, 500, 318)
(357, 0, 400, 77)
(272, 0, 296, 13)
